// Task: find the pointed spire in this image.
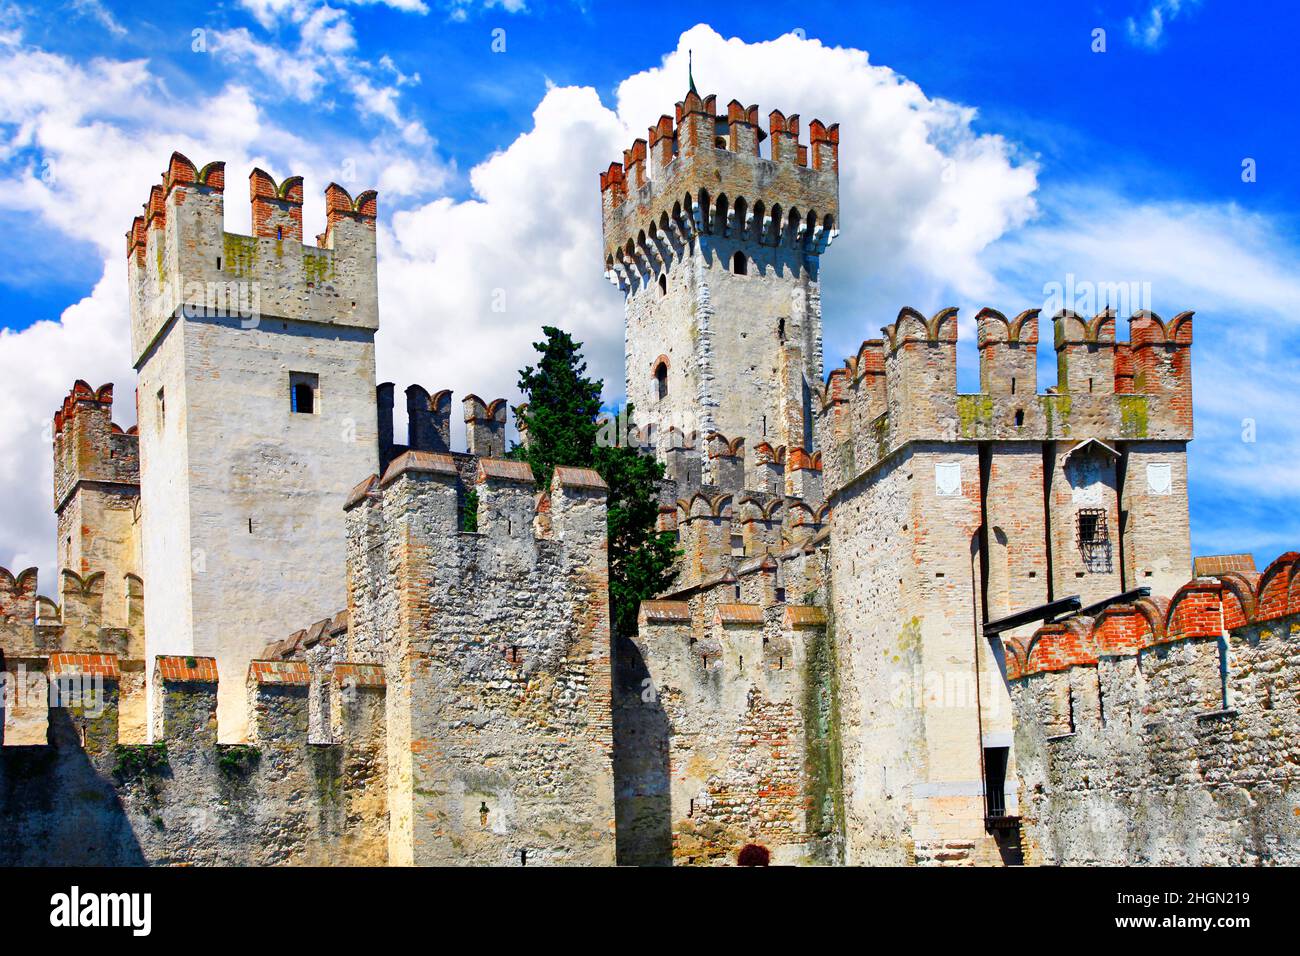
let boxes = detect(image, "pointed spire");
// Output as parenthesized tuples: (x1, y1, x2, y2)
(688, 49, 697, 95)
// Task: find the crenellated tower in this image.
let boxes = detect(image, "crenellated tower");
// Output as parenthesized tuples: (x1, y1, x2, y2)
(816, 304, 1194, 865)
(52, 381, 142, 624)
(600, 86, 839, 461)
(125, 152, 381, 738)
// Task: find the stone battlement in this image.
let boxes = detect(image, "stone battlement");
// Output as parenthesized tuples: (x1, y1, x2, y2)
(601, 87, 838, 285)
(343, 454, 616, 865)
(377, 383, 510, 470)
(818, 307, 1194, 494)
(127, 151, 379, 366)
(0, 566, 143, 661)
(1007, 552, 1300, 865)
(52, 381, 139, 512)
(0, 653, 386, 865)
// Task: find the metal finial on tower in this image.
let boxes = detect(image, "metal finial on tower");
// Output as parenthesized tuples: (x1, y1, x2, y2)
(688, 49, 697, 95)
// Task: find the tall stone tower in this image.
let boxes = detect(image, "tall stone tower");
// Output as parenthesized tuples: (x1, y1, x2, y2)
(126, 152, 380, 737)
(52, 381, 142, 626)
(601, 85, 839, 461)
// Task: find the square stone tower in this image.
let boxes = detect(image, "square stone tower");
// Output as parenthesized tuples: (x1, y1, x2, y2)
(817, 305, 1194, 864)
(52, 381, 142, 625)
(601, 87, 839, 459)
(126, 153, 380, 737)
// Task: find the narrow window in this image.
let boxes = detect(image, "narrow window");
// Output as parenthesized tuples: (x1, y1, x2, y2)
(658, 273, 667, 296)
(156, 387, 165, 427)
(778, 317, 786, 343)
(277, 226, 283, 241)
(1014, 408, 1024, 427)
(520, 849, 527, 866)
(983, 747, 1009, 819)
(290, 372, 319, 414)
(654, 362, 668, 401)
(732, 251, 747, 275)
(216, 256, 222, 270)
(1088, 377, 1094, 393)
(775, 587, 786, 603)
(1010, 376, 1016, 395)
(1077, 508, 1112, 572)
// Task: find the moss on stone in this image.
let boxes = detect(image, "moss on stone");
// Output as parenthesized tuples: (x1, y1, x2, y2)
(223, 233, 259, 276)
(957, 394, 994, 439)
(802, 595, 846, 864)
(217, 743, 261, 778)
(310, 745, 344, 805)
(1041, 395, 1072, 438)
(303, 250, 337, 286)
(1119, 395, 1150, 438)
(871, 413, 889, 461)
(114, 742, 169, 779)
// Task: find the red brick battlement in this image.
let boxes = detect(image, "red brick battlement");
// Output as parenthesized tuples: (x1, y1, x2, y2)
(1005, 552, 1298, 680)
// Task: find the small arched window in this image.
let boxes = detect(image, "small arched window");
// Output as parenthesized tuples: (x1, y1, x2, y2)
(654, 362, 668, 400)
(658, 273, 667, 296)
(732, 251, 747, 275)
(277, 226, 283, 241)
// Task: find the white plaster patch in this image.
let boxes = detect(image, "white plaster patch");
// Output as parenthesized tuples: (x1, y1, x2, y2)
(935, 462, 961, 497)
(1147, 462, 1172, 496)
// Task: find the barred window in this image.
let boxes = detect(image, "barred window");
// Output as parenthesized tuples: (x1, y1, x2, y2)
(1077, 508, 1112, 572)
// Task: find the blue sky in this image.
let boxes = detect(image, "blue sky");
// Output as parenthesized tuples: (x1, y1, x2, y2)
(0, 0, 1297, 581)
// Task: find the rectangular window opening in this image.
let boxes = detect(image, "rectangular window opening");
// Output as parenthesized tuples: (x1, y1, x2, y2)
(983, 746, 1009, 819)
(290, 371, 319, 415)
(1076, 508, 1112, 572)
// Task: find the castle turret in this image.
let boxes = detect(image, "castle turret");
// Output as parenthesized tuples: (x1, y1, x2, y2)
(601, 85, 838, 459)
(52, 382, 141, 625)
(126, 151, 381, 738)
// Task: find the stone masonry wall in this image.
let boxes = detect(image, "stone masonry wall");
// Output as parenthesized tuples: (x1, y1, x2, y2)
(1007, 554, 1300, 865)
(0, 654, 387, 865)
(344, 453, 616, 866)
(52, 382, 142, 623)
(617, 587, 838, 866)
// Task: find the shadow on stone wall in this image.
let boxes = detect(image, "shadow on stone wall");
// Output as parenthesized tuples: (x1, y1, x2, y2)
(0, 709, 146, 865)
(611, 634, 671, 866)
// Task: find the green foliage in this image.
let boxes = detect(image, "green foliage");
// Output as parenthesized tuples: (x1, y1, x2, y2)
(114, 742, 169, 779)
(460, 488, 480, 533)
(514, 326, 602, 490)
(217, 744, 261, 777)
(595, 441, 680, 638)
(514, 326, 680, 637)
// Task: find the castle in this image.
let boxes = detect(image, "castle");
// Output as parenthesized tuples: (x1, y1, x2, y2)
(1, 84, 1297, 866)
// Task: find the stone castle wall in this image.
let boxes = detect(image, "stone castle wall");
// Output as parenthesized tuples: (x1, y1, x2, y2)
(344, 451, 616, 865)
(1007, 554, 1300, 865)
(0, 654, 387, 865)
